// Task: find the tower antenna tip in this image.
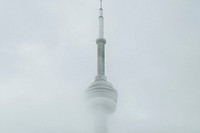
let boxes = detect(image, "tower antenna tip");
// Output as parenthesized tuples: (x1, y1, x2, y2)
(100, 0, 103, 9)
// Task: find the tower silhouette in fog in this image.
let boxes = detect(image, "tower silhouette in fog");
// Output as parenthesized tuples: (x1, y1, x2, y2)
(85, 0, 118, 133)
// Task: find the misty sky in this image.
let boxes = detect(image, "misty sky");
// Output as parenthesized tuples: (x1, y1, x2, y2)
(0, 0, 200, 133)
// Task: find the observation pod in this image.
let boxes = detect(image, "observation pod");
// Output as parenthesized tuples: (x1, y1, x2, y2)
(85, 79, 118, 114)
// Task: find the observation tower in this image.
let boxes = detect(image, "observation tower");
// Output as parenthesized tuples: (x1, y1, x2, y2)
(85, 0, 118, 133)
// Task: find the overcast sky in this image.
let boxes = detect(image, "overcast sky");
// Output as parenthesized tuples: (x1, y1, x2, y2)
(0, 0, 200, 133)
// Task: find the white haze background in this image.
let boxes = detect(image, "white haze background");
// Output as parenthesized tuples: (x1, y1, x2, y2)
(0, 0, 200, 133)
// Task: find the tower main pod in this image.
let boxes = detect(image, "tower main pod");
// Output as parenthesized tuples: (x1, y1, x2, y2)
(85, 0, 118, 133)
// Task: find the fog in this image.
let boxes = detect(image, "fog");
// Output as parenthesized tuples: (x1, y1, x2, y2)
(0, 0, 200, 133)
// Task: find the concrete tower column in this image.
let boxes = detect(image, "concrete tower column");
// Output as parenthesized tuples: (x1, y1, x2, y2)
(94, 110, 107, 133)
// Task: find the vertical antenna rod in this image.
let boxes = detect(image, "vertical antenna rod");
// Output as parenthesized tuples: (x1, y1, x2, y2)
(96, 0, 106, 80)
(99, 0, 104, 38)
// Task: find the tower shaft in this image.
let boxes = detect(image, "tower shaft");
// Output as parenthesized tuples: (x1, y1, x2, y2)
(95, 111, 107, 133)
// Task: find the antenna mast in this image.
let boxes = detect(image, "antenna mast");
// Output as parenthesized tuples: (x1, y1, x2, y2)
(96, 0, 106, 80)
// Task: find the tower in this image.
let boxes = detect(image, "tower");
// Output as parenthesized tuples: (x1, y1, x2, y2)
(85, 0, 118, 133)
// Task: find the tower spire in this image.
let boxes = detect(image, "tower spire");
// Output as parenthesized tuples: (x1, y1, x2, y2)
(100, 0, 102, 9)
(99, 0, 104, 38)
(96, 0, 106, 80)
